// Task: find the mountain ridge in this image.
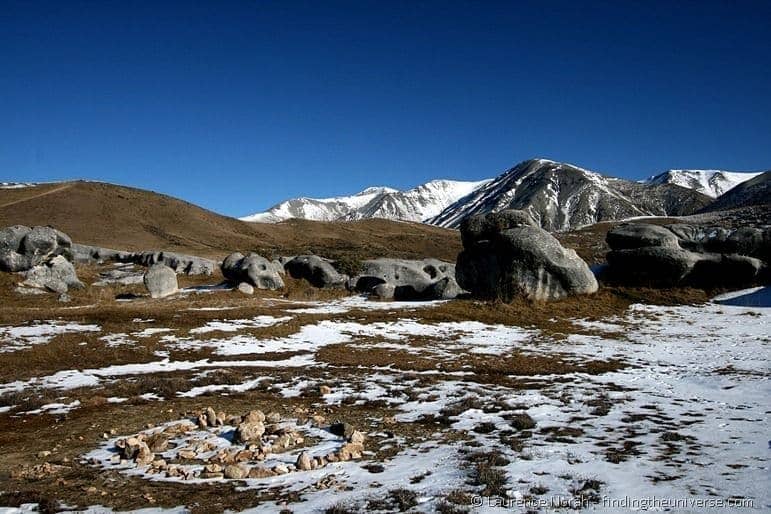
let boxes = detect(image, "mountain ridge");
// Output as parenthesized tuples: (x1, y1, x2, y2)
(643, 169, 763, 198)
(241, 178, 490, 223)
(242, 158, 761, 231)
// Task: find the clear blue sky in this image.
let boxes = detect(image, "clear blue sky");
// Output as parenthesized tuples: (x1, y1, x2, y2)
(2, 1, 770, 217)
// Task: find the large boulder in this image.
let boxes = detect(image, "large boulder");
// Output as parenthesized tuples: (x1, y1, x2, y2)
(284, 255, 347, 288)
(143, 263, 179, 298)
(666, 224, 769, 259)
(605, 222, 768, 288)
(606, 246, 702, 287)
(1, 225, 73, 272)
(351, 258, 463, 300)
(21, 255, 84, 294)
(22, 226, 72, 263)
(605, 223, 679, 250)
(221, 252, 285, 290)
(456, 210, 598, 301)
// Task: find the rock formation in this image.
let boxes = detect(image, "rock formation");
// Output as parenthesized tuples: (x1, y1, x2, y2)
(456, 210, 598, 301)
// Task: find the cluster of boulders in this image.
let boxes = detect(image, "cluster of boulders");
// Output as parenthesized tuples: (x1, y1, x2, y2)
(108, 408, 366, 481)
(223, 252, 466, 301)
(73, 244, 217, 275)
(455, 210, 599, 301)
(0, 224, 224, 300)
(604, 223, 769, 288)
(8, 216, 765, 304)
(0, 225, 84, 298)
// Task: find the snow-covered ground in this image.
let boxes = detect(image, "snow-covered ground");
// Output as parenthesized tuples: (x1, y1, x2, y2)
(1, 288, 768, 512)
(0, 321, 100, 353)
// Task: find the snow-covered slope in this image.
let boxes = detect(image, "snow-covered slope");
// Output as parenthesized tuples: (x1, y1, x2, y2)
(429, 159, 712, 231)
(241, 180, 490, 223)
(644, 169, 763, 198)
(700, 171, 771, 212)
(240, 187, 397, 223)
(0, 182, 38, 189)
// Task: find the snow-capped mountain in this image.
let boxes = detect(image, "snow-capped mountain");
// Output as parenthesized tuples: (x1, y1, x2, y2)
(700, 171, 770, 212)
(0, 182, 38, 189)
(242, 159, 766, 231)
(241, 179, 490, 223)
(429, 159, 712, 231)
(643, 169, 763, 198)
(240, 187, 397, 223)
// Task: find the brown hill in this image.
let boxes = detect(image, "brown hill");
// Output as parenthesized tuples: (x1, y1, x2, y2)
(0, 181, 462, 261)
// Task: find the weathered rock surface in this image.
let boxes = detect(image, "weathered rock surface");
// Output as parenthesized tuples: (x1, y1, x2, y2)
(456, 210, 598, 301)
(1, 225, 73, 272)
(284, 255, 348, 288)
(235, 420, 265, 444)
(350, 257, 464, 300)
(143, 264, 179, 298)
(73, 244, 216, 275)
(221, 252, 285, 290)
(605, 222, 769, 288)
(2, 225, 86, 294)
(72, 243, 134, 264)
(21, 255, 84, 294)
(237, 282, 254, 295)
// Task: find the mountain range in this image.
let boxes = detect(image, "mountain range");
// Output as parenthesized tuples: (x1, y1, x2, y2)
(642, 169, 763, 198)
(243, 159, 767, 231)
(241, 180, 489, 223)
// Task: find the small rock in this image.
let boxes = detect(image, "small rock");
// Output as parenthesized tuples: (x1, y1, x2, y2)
(329, 422, 355, 438)
(223, 464, 249, 479)
(204, 464, 223, 473)
(338, 442, 364, 461)
(249, 466, 274, 479)
(235, 420, 265, 444)
(135, 443, 154, 465)
(319, 385, 332, 395)
(36, 451, 52, 459)
(296, 451, 312, 471)
(273, 463, 289, 475)
(205, 407, 218, 426)
(237, 282, 254, 295)
(348, 430, 366, 444)
(177, 450, 197, 460)
(244, 410, 265, 423)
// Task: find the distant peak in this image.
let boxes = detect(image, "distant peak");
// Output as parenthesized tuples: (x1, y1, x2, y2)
(357, 186, 398, 196)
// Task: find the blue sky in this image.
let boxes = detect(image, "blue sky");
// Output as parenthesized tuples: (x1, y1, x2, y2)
(2, 1, 770, 217)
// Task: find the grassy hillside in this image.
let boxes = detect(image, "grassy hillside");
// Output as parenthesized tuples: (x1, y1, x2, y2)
(0, 181, 462, 261)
